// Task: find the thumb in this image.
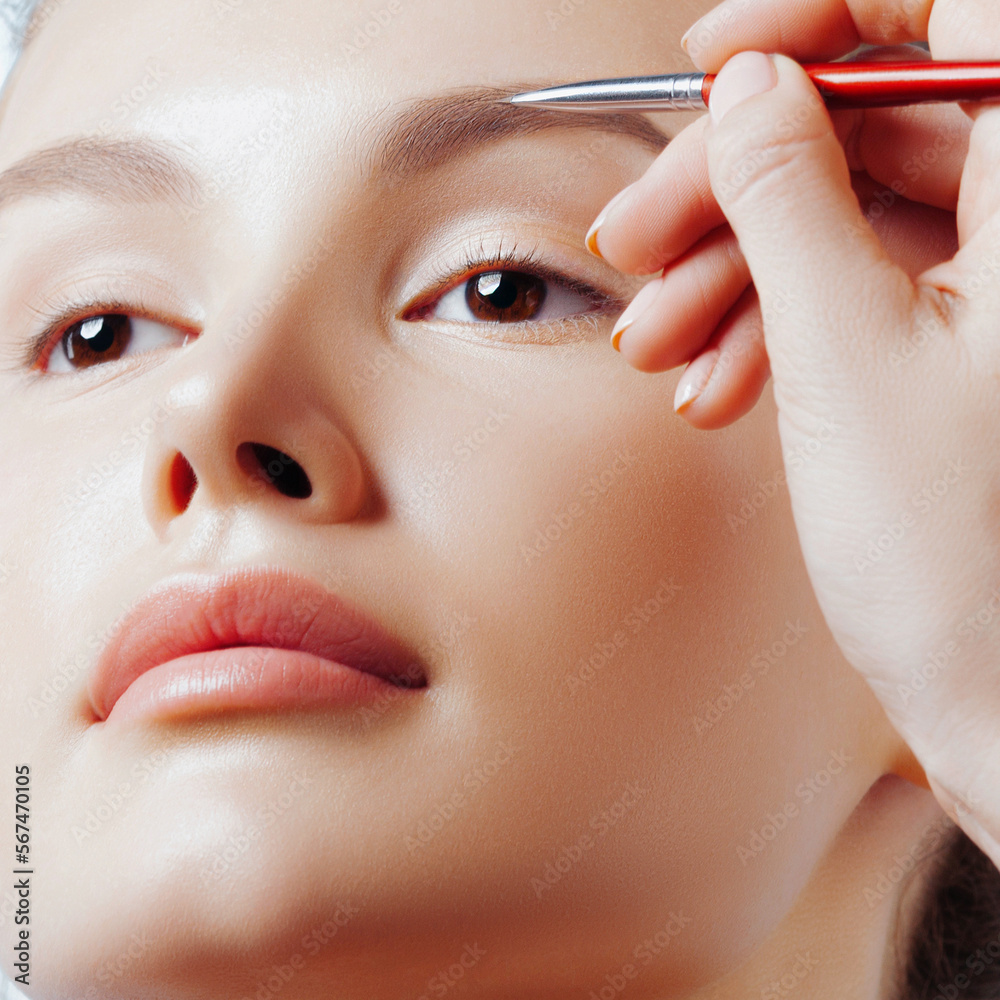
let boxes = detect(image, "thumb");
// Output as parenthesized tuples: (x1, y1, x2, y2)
(703, 52, 916, 398)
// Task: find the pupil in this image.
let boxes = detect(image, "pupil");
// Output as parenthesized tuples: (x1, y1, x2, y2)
(477, 272, 517, 308)
(466, 270, 545, 322)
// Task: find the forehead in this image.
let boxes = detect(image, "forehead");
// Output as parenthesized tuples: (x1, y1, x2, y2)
(0, 0, 699, 152)
(0, 0, 701, 263)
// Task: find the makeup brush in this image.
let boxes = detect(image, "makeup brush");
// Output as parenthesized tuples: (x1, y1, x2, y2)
(505, 61, 1000, 112)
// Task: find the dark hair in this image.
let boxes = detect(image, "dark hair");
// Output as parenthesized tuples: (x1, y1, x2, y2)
(897, 826, 1000, 999)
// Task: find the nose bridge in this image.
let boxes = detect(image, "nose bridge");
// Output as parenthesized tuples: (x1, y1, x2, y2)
(140, 270, 368, 535)
(222, 226, 343, 359)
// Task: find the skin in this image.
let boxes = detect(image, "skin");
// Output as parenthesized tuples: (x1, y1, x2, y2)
(0, 1, 966, 998)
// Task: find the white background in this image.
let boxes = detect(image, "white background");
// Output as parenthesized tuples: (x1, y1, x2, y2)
(0, 20, 18, 92)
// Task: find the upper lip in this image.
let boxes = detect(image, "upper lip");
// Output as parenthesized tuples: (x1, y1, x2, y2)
(87, 565, 428, 721)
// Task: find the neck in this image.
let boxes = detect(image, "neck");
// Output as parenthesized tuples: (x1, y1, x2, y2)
(690, 775, 951, 1000)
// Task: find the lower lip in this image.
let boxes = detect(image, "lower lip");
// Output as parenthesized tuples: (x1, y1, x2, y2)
(103, 647, 417, 726)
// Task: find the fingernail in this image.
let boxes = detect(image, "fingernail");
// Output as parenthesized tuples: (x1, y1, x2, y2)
(586, 186, 633, 259)
(709, 51, 777, 125)
(673, 351, 718, 413)
(680, 22, 696, 54)
(610, 276, 662, 352)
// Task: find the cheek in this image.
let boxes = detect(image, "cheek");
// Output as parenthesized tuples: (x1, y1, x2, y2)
(389, 362, 862, 974)
(0, 396, 153, 744)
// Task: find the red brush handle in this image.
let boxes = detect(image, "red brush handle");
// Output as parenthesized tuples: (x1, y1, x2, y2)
(701, 61, 1000, 109)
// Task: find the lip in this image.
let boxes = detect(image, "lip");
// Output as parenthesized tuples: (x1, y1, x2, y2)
(88, 566, 427, 725)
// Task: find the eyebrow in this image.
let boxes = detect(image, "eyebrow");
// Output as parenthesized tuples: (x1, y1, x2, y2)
(0, 83, 671, 217)
(362, 83, 671, 179)
(0, 134, 204, 216)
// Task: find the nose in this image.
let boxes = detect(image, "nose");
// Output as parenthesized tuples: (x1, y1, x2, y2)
(140, 318, 368, 537)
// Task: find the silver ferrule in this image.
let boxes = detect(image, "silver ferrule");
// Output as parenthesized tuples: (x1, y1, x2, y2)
(652, 72, 706, 111)
(508, 73, 707, 112)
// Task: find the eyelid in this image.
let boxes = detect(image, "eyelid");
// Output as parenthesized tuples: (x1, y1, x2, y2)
(18, 283, 200, 373)
(398, 235, 628, 330)
(402, 258, 608, 322)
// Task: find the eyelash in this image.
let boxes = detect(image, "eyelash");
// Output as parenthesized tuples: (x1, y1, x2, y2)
(19, 239, 618, 373)
(401, 236, 617, 323)
(21, 287, 191, 372)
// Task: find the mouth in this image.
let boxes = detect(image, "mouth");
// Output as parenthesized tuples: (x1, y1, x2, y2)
(87, 565, 428, 726)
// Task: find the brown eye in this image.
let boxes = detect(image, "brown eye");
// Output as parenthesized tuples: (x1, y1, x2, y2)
(407, 259, 608, 332)
(464, 270, 547, 322)
(62, 314, 132, 368)
(44, 312, 190, 375)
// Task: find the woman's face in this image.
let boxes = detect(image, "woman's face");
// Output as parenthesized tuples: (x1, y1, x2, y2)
(0, 2, 955, 998)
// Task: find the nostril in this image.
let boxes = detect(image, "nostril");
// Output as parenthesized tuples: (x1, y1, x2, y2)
(245, 442, 312, 499)
(169, 453, 197, 514)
